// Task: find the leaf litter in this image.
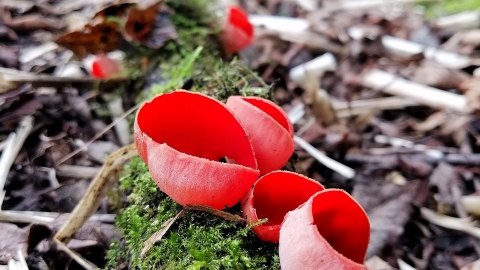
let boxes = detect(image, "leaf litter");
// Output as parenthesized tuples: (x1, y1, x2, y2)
(3, 0, 480, 269)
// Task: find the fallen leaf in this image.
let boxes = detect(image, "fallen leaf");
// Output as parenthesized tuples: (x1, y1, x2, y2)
(429, 162, 462, 206)
(55, 22, 121, 57)
(141, 210, 183, 258)
(0, 46, 19, 68)
(365, 181, 420, 258)
(124, 0, 162, 41)
(185, 205, 245, 223)
(0, 223, 27, 264)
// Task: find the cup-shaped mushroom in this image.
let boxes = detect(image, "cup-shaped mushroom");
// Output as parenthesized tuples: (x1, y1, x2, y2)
(221, 6, 254, 54)
(279, 189, 370, 270)
(242, 171, 324, 242)
(226, 96, 294, 175)
(134, 90, 260, 209)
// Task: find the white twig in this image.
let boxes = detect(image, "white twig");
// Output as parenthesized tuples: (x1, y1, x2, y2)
(381, 35, 471, 69)
(333, 97, 418, 118)
(106, 97, 131, 146)
(17, 250, 28, 270)
(0, 116, 34, 209)
(0, 210, 115, 224)
(289, 53, 337, 83)
(56, 165, 101, 179)
(436, 9, 480, 30)
(293, 136, 356, 178)
(421, 207, 480, 238)
(288, 103, 306, 124)
(362, 69, 469, 113)
(398, 259, 416, 270)
(326, 0, 438, 10)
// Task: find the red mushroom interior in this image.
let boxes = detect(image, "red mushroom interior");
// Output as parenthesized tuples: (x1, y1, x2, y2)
(254, 171, 324, 226)
(134, 90, 262, 209)
(137, 90, 256, 169)
(222, 6, 254, 54)
(311, 190, 370, 264)
(239, 97, 294, 137)
(226, 96, 294, 174)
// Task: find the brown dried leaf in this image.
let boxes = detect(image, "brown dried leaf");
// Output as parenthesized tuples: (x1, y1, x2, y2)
(409, 61, 469, 91)
(365, 181, 420, 258)
(141, 210, 184, 258)
(429, 162, 462, 206)
(55, 22, 121, 57)
(124, 0, 162, 41)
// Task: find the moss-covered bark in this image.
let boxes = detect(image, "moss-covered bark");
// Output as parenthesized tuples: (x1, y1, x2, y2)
(105, 158, 279, 269)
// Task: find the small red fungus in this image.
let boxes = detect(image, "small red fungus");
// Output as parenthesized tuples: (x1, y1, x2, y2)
(221, 6, 254, 54)
(91, 55, 121, 79)
(226, 96, 294, 174)
(134, 90, 260, 209)
(242, 171, 324, 242)
(279, 189, 370, 270)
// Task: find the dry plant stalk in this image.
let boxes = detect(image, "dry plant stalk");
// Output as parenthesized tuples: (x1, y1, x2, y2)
(140, 210, 185, 258)
(420, 207, 480, 238)
(54, 144, 138, 269)
(0, 116, 34, 209)
(185, 204, 246, 223)
(302, 74, 336, 125)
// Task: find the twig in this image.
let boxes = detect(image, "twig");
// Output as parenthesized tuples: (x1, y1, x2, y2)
(381, 36, 472, 69)
(420, 207, 480, 238)
(325, 0, 439, 10)
(56, 165, 101, 179)
(140, 210, 184, 258)
(106, 96, 131, 146)
(185, 204, 245, 223)
(0, 116, 34, 209)
(435, 9, 480, 30)
(287, 103, 306, 124)
(345, 153, 480, 166)
(333, 97, 418, 118)
(289, 53, 337, 83)
(16, 250, 28, 270)
(293, 136, 356, 178)
(55, 144, 137, 243)
(37, 167, 60, 188)
(362, 69, 469, 113)
(0, 210, 115, 224)
(55, 104, 140, 166)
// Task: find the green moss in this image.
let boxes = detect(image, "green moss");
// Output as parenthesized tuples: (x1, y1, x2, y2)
(104, 157, 279, 270)
(419, 0, 480, 18)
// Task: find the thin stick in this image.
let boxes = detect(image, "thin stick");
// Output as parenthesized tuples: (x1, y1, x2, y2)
(0, 116, 34, 209)
(55, 144, 137, 243)
(56, 165, 101, 179)
(0, 210, 115, 224)
(185, 205, 245, 223)
(327, 0, 439, 10)
(140, 210, 184, 258)
(293, 136, 355, 178)
(362, 69, 469, 113)
(55, 104, 140, 166)
(436, 9, 480, 30)
(106, 96, 131, 146)
(421, 207, 480, 238)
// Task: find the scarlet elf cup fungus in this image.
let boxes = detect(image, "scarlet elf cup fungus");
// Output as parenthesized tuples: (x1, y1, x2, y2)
(134, 90, 260, 209)
(279, 189, 370, 270)
(226, 96, 294, 175)
(242, 171, 324, 242)
(221, 6, 254, 54)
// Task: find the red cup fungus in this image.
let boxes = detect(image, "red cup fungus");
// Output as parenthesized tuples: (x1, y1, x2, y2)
(91, 55, 121, 79)
(226, 96, 294, 175)
(221, 6, 254, 54)
(279, 189, 370, 270)
(134, 90, 260, 209)
(242, 171, 324, 242)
